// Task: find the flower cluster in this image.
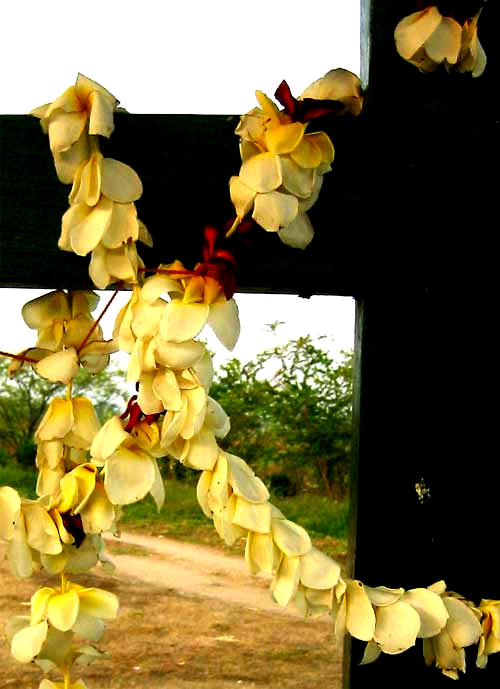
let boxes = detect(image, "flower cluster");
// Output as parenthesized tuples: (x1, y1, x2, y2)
(229, 69, 363, 249)
(9, 289, 116, 380)
(394, 5, 486, 76)
(31, 73, 152, 288)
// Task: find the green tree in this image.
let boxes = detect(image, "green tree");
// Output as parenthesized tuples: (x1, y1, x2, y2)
(0, 357, 130, 466)
(210, 335, 353, 500)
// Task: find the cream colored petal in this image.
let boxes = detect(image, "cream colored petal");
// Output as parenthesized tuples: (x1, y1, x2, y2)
(22, 290, 70, 329)
(245, 530, 276, 575)
(226, 452, 269, 503)
(239, 152, 282, 193)
(152, 368, 183, 411)
(334, 594, 347, 641)
(7, 514, 34, 578)
(31, 587, 55, 625)
(154, 338, 205, 369)
(0, 486, 21, 540)
(304, 586, 334, 617)
(79, 340, 114, 373)
(140, 273, 182, 304)
(69, 152, 103, 206)
(47, 590, 80, 631)
(149, 458, 165, 511)
(11, 620, 48, 663)
(35, 398, 74, 442)
(232, 497, 272, 534)
(138, 219, 153, 247)
(132, 299, 166, 338)
(229, 175, 256, 219)
(101, 158, 143, 202)
(53, 132, 91, 184)
(80, 482, 115, 534)
(208, 452, 229, 505)
(181, 386, 207, 439)
(305, 132, 335, 166)
(207, 298, 240, 350)
(365, 586, 404, 607)
(88, 244, 111, 290)
(77, 587, 119, 620)
(100, 202, 139, 249)
(160, 300, 210, 343)
(205, 397, 230, 438)
(300, 547, 341, 589)
(428, 580, 447, 595)
(433, 629, 465, 673)
(426, 16, 461, 65)
(394, 7, 443, 60)
(48, 111, 87, 153)
(34, 348, 80, 384)
(401, 587, 449, 638)
(62, 197, 113, 256)
(192, 349, 214, 390)
(264, 122, 305, 155)
(280, 156, 315, 198)
(104, 448, 155, 505)
(373, 601, 421, 654)
(87, 91, 116, 138)
(300, 68, 364, 116)
(444, 597, 482, 648)
(272, 518, 311, 557)
(160, 404, 187, 448)
(90, 415, 129, 461)
(108, 242, 140, 283)
(35, 626, 73, 671)
(278, 212, 314, 249)
(252, 191, 298, 232)
(289, 136, 322, 169)
(23, 503, 62, 554)
(197, 470, 213, 518)
(272, 554, 301, 607)
(345, 580, 376, 641)
(182, 429, 219, 471)
(212, 492, 246, 545)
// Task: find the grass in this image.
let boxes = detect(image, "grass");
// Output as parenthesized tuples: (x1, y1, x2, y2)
(1, 464, 349, 558)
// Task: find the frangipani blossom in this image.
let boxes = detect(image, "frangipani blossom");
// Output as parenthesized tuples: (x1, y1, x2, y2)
(31, 74, 118, 183)
(423, 583, 482, 679)
(0, 487, 62, 577)
(90, 415, 165, 507)
(395, 6, 486, 76)
(230, 82, 337, 248)
(299, 68, 364, 116)
(477, 599, 500, 668)
(10, 290, 116, 375)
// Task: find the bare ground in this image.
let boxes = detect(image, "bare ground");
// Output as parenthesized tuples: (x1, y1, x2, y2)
(0, 532, 344, 689)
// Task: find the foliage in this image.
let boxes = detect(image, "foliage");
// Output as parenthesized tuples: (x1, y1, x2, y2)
(210, 334, 353, 500)
(0, 357, 129, 466)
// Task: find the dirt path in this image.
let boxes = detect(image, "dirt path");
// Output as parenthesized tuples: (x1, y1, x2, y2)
(105, 531, 325, 620)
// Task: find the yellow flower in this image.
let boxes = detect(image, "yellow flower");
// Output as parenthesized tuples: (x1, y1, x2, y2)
(9, 290, 117, 376)
(395, 6, 486, 77)
(477, 599, 500, 668)
(423, 583, 482, 679)
(299, 68, 364, 116)
(0, 487, 62, 577)
(90, 415, 164, 507)
(231, 83, 336, 249)
(31, 74, 118, 183)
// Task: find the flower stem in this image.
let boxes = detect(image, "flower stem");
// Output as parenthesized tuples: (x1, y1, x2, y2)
(77, 283, 123, 354)
(0, 350, 38, 363)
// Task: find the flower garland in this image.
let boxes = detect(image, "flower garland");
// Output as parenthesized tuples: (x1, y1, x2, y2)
(0, 16, 497, 684)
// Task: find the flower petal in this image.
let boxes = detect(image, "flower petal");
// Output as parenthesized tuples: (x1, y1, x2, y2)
(47, 590, 80, 631)
(373, 601, 421, 654)
(11, 620, 48, 663)
(252, 191, 298, 232)
(104, 448, 155, 505)
(101, 158, 143, 202)
(239, 152, 282, 193)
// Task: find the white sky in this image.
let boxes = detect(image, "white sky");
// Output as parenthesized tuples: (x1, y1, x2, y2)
(0, 0, 360, 373)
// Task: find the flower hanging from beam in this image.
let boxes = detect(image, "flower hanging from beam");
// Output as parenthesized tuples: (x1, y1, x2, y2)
(229, 71, 363, 249)
(394, 4, 487, 77)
